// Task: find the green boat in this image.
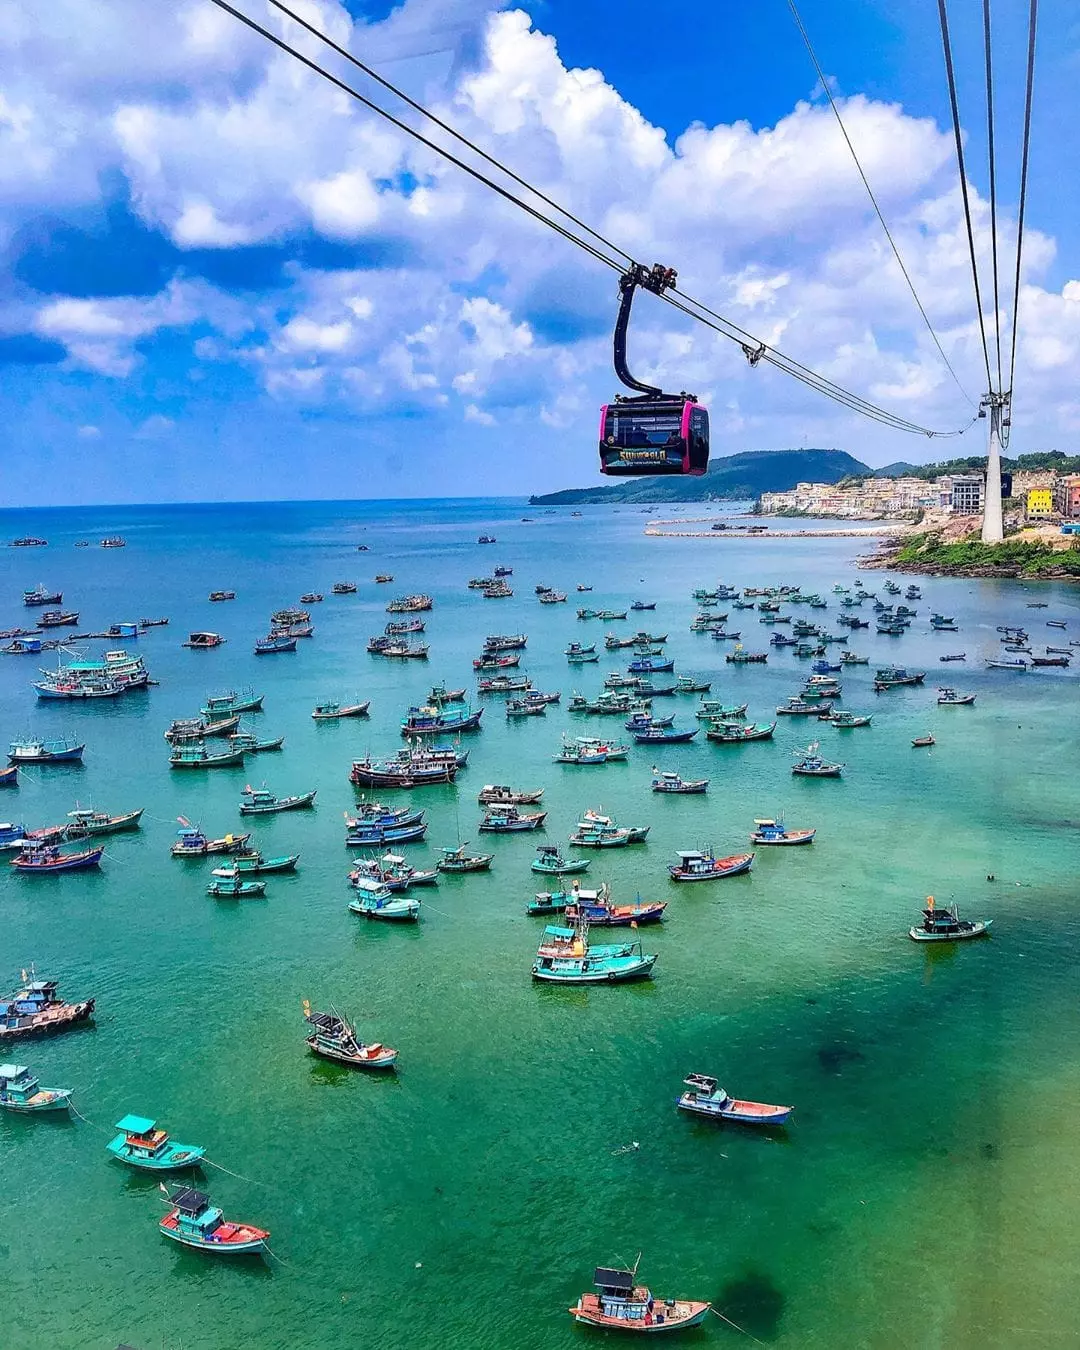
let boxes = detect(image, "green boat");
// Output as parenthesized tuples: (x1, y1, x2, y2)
(202, 689, 264, 718)
(531, 923, 657, 983)
(531, 845, 591, 876)
(207, 877, 266, 898)
(106, 1114, 206, 1170)
(0, 1063, 72, 1113)
(211, 853, 299, 877)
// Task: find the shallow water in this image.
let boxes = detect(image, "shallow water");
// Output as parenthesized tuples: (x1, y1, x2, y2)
(0, 499, 1078, 1349)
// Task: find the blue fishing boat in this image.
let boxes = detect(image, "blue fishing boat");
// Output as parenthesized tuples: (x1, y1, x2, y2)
(239, 786, 317, 814)
(401, 704, 483, 735)
(650, 770, 709, 793)
(479, 806, 547, 831)
(171, 825, 251, 857)
(11, 842, 103, 873)
(627, 655, 675, 674)
(347, 802, 425, 829)
(791, 742, 843, 777)
(207, 877, 266, 898)
(0, 1063, 72, 1113)
(8, 735, 84, 764)
(0, 766, 17, 788)
(668, 848, 754, 881)
(750, 817, 816, 845)
(0, 822, 27, 850)
(254, 634, 296, 654)
(347, 876, 421, 921)
(676, 1073, 793, 1125)
(531, 845, 591, 875)
(630, 724, 697, 744)
(564, 882, 667, 926)
(159, 1187, 268, 1255)
(350, 853, 438, 891)
(345, 819, 427, 847)
(107, 1114, 206, 1170)
(531, 921, 657, 983)
(0, 978, 95, 1041)
(202, 689, 264, 717)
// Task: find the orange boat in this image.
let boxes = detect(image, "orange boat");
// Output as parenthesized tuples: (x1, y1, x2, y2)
(570, 1262, 710, 1333)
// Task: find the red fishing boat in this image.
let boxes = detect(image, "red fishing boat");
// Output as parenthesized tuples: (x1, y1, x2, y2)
(570, 1260, 710, 1333)
(11, 842, 103, 873)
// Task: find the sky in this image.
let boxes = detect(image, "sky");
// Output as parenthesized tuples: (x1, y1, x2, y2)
(2, 0, 1080, 505)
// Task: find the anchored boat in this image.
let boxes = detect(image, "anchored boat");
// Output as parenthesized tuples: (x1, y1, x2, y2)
(531, 920, 656, 984)
(677, 1073, 793, 1125)
(909, 897, 991, 942)
(436, 843, 494, 873)
(569, 1261, 710, 1333)
(107, 1114, 205, 1170)
(668, 848, 754, 881)
(750, 817, 815, 845)
(159, 1187, 268, 1256)
(0, 978, 95, 1040)
(303, 1002, 397, 1068)
(0, 1063, 72, 1113)
(650, 770, 708, 794)
(239, 786, 316, 814)
(347, 876, 421, 921)
(11, 842, 103, 873)
(531, 844, 591, 875)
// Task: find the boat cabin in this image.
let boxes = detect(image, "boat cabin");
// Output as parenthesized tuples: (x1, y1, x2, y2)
(115, 1114, 169, 1156)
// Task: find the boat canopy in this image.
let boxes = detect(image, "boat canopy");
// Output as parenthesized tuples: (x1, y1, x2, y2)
(115, 1113, 156, 1134)
(594, 1267, 636, 1292)
(676, 850, 705, 862)
(544, 925, 575, 939)
(171, 1187, 210, 1215)
(0, 1063, 28, 1079)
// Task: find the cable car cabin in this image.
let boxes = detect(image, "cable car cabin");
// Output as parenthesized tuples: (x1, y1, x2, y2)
(599, 398, 709, 476)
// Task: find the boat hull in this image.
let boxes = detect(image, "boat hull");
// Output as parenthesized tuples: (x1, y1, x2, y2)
(570, 1299, 710, 1332)
(909, 920, 991, 942)
(306, 1037, 398, 1068)
(532, 955, 656, 983)
(677, 1095, 793, 1125)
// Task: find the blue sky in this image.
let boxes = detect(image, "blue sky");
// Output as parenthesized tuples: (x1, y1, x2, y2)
(2, 0, 1077, 504)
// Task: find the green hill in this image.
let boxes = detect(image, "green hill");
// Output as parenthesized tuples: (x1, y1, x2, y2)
(529, 448, 872, 505)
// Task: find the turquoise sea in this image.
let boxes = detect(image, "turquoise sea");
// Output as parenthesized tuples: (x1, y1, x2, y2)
(1, 498, 1079, 1350)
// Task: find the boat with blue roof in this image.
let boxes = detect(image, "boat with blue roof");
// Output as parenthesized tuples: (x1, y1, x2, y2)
(11, 842, 103, 873)
(563, 882, 666, 927)
(347, 876, 421, 921)
(0, 977, 95, 1041)
(0, 1063, 72, 1113)
(531, 919, 657, 984)
(107, 1114, 206, 1170)
(8, 735, 84, 764)
(750, 817, 816, 845)
(159, 1186, 268, 1256)
(651, 770, 708, 793)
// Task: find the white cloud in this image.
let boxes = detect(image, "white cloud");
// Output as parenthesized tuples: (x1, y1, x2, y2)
(134, 414, 175, 439)
(464, 403, 495, 425)
(76, 424, 101, 438)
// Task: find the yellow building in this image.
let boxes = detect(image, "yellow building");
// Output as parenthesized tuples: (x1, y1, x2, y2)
(1027, 487, 1054, 519)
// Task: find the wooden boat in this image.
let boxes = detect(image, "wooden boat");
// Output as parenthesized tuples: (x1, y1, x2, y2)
(538, 590, 567, 603)
(254, 634, 296, 654)
(627, 654, 674, 674)
(159, 1187, 268, 1255)
(303, 1004, 397, 1068)
(169, 742, 245, 769)
(531, 845, 591, 875)
(211, 853, 299, 877)
(207, 877, 267, 898)
(0, 822, 27, 850)
(791, 743, 843, 776)
(668, 848, 754, 881)
(725, 645, 767, 663)
(429, 685, 466, 703)
(183, 631, 226, 649)
(8, 736, 84, 764)
(505, 698, 545, 718)
(630, 724, 698, 744)
(939, 653, 967, 662)
(631, 600, 656, 611)
(705, 720, 775, 742)
(299, 592, 323, 604)
(386, 594, 433, 612)
(777, 697, 832, 716)
(651, 770, 708, 794)
(202, 689, 263, 717)
(477, 673, 531, 693)
(436, 843, 494, 873)
(909, 897, 991, 942)
(36, 611, 79, 628)
(696, 700, 747, 721)
(347, 877, 420, 921)
(331, 582, 358, 594)
(347, 801, 425, 830)
(1031, 654, 1070, 667)
(346, 818, 427, 847)
(912, 735, 936, 747)
(937, 688, 975, 705)
(229, 731, 284, 755)
(351, 852, 438, 891)
(0, 978, 95, 1040)
(479, 806, 547, 832)
(0, 1063, 72, 1113)
(350, 747, 458, 789)
(985, 657, 1027, 671)
(873, 666, 926, 689)
(11, 842, 103, 872)
(829, 711, 872, 728)
(401, 704, 483, 736)
(1048, 619, 1068, 629)
(564, 883, 666, 927)
(165, 714, 241, 743)
(208, 590, 236, 602)
(532, 922, 657, 984)
(570, 1262, 709, 1332)
(473, 653, 519, 670)
(239, 787, 316, 814)
(61, 806, 143, 840)
(171, 826, 251, 857)
(107, 1114, 205, 1169)
(677, 1073, 793, 1125)
(23, 586, 62, 607)
(312, 700, 370, 720)
(625, 711, 675, 732)
(374, 574, 394, 583)
(751, 817, 815, 845)
(478, 785, 544, 806)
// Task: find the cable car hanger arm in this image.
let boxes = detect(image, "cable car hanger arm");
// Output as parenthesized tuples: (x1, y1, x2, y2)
(613, 264, 680, 398)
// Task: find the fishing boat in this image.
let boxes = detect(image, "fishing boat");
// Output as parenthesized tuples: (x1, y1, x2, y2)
(330, 581, 358, 595)
(627, 654, 674, 674)
(0, 822, 27, 850)
(571, 736, 629, 760)
(553, 742, 609, 765)
(386, 594, 433, 613)
(0, 767, 16, 788)
(829, 711, 872, 728)
(171, 825, 251, 857)
(478, 784, 544, 806)
(239, 786, 316, 814)
(436, 842, 494, 873)
(401, 704, 483, 736)
(169, 742, 245, 769)
(873, 667, 926, 690)
(0, 978, 95, 1040)
(705, 720, 775, 742)
(272, 607, 310, 626)
(183, 632, 226, 649)
(568, 820, 632, 848)
(299, 592, 323, 604)
(429, 684, 467, 703)
(930, 614, 958, 630)
(139, 616, 169, 628)
(375, 574, 394, 583)
(1031, 654, 1070, 667)
(566, 645, 600, 664)
(676, 1073, 793, 1126)
(909, 896, 991, 942)
(569, 1262, 709, 1332)
(351, 852, 438, 891)
(725, 645, 767, 664)
(650, 770, 708, 793)
(473, 653, 519, 670)
(345, 819, 427, 847)
(348, 801, 425, 829)
(350, 746, 460, 788)
(984, 657, 1027, 671)
(532, 921, 657, 984)
(347, 877, 421, 921)
(303, 1004, 397, 1068)
(505, 697, 545, 718)
(207, 877, 267, 898)
(777, 697, 832, 717)
(564, 882, 666, 927)
(107, 1115, 206, 1170)
(479, 805, 547, 832)
(631, 600, 656, 611)
(11, 537, 48, 548)
(229, 730, 284, 755)
(791, 743, 843, 777)
(939, 653, 967, 663)
(539, 589, 567, 603)
(631, 724, 698, 744)
(910, 733, 935, 748)
(165, 714, 241, 743)
(254, 634, 296, 654)
(208, 590, 236, 602)
(751, 817, 815, 845)
(477, 673, 530, 693)
(1048, 619, 1068, 630)
(668, 848, 754, 881)
(695, 700, 747, 720)
(839, 652, 869, 665)
(159, 1187, 269, 1256)
(531, 844, 591, 875)
(937, 688, 976, 705)
(625, 711, 675, 732)
(61, 806, 143, 840)
(8, 735, 84, 764)
(23, 586, 62, 607)
(483, 633, 527, 651)
(211, 853, 299, 878)
(0, 1063, 72, 1113)
(36, 611, 79, 628)
(312, 700, 370, 720)
(11, 842, 102, 873)
(202, 689, 264, 717)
